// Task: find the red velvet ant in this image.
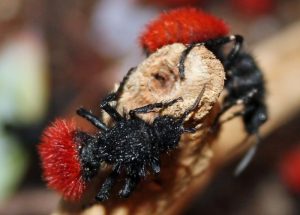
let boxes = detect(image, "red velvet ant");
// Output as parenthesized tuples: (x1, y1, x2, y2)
(139, 7, 268, 175)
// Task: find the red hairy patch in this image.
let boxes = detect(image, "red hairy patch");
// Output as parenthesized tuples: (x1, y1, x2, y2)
(38, 119, 86, 201)
(279, 147, 300, 193)
(140, 7, 229, 53)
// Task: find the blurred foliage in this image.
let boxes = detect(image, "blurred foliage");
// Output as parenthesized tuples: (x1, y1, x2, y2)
(0, 30, 48, 200)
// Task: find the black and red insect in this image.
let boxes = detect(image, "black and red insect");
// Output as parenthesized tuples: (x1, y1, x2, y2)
(38, 7, 268, 202)
(139, 7, 268, 174)
(39, 73, 205, 201)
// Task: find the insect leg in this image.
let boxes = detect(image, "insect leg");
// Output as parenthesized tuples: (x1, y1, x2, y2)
(179, 87, 205, 132)
(178, 35, 243, 80)
(213, 89, 258, 127)
(234, 134, 261, 176)
(151, 158, 160, 174)
(183, 127, 197, 133)
(118, 176, 140, 198)
(179, 86, 205, 122)
(77, 108, 108, 131)
(205, 34, 244, 70)
(95, 168, 119, 201)
(115, 67, 137, 96)
(129, 97, 182, 118)
(99, 67, 137, 121)
(100, 93, 124, 121)
(178, 43, 200, 79)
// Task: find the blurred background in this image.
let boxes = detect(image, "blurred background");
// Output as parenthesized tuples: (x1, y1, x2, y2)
(0, 0, 299, 214)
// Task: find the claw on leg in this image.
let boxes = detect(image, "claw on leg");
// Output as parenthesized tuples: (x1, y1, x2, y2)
(151, 159, 160, 174)
(95, 170, 118, 201)
(118, 176, 140, 198)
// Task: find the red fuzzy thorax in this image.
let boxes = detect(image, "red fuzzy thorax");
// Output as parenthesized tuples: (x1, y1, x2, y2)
(140, 7, 229, 53)
(38, 119, 86, 201)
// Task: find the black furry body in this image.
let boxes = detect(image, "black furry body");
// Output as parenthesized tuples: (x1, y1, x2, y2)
(222, 52, 268, 135)
(179, 36, 268, 136)
(76, 76, 204, 201)
(179, 35, 268, 173)
(81, 117, 179, 181)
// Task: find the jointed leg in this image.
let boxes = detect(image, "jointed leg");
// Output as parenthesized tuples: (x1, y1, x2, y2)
(115, 67, 137, 96)
(100, 93, 124, 121)
(213, 88, 258, 126)
(178, 35, 243, 79)
(99, 67, 137, 121)
(96, 168, 119, 201)
(205, 35, 244, 70)
(77, 108, 108, 131)
(179, 88, 205, 133)
(234, 134, 260, 176)
(212, 99, 240, 127)
(178, 43, 199, 79)
(179, 86, 205, 122)
(183, 127, 197, 133)
(129, 97, 182, 118)
(151, 158, 160, 174)
(223, 35, 243, 70)
(119, 175, 140, 198)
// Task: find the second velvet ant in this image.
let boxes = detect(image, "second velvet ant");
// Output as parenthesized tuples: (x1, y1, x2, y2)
(140, 8, 268, 175)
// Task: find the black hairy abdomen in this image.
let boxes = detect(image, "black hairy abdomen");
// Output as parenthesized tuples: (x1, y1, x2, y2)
(100, 119, 156, 164)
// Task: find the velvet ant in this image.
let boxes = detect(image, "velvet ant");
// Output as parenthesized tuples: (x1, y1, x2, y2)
(39, 68, 206, 201)
(140, 7, 268, 174)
